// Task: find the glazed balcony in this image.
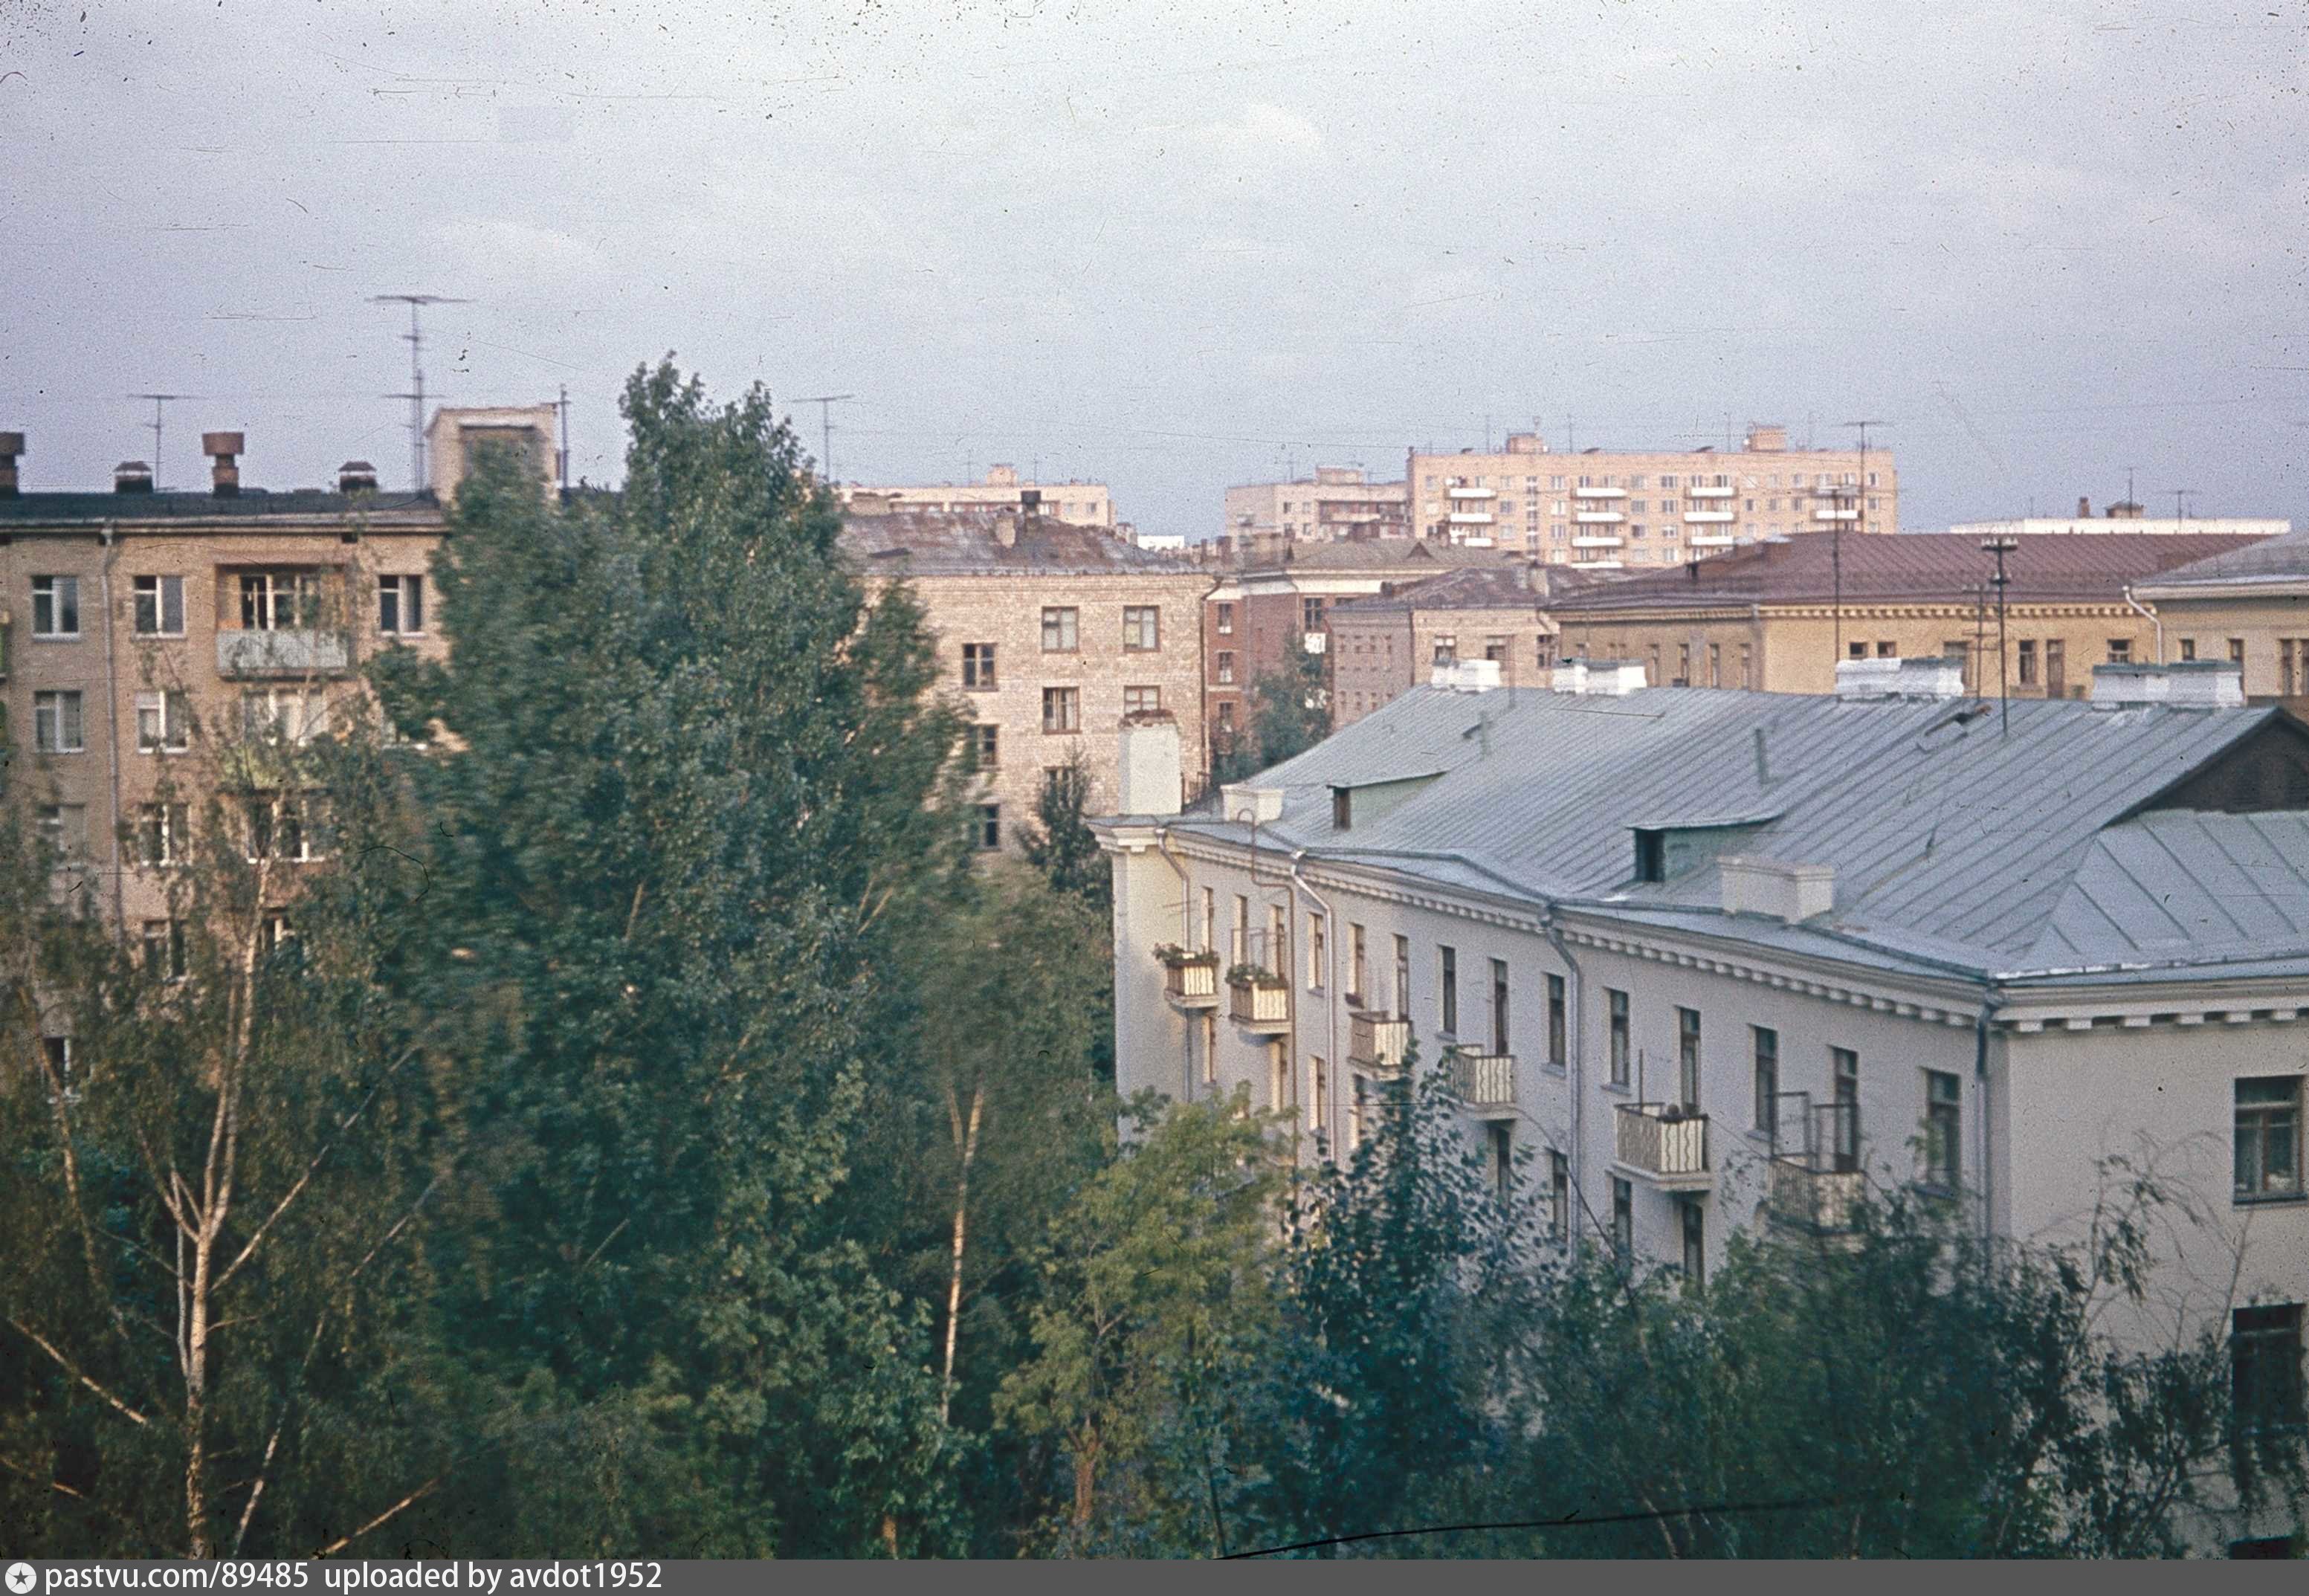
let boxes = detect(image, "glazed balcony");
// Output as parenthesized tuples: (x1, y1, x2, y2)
(1227, 968, 1291, 1033)
(1613, 1102, 1712, 1190)
(1348, 1011, 1412, 1073)
(1446, 1048, 1516, 1116)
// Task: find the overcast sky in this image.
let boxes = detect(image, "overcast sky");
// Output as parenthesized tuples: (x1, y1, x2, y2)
(3, 1, 2305, 537)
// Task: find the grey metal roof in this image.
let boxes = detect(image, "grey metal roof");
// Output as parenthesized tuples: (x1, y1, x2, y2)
(2131, 524, 2309, 591)
(1169, 682, 2309, 986)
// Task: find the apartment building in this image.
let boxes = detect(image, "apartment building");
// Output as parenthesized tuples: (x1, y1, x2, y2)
(1325, 563, 1598, 729)
(842, 465, 1117, 530)
(1202, 540, 1525, 754)
(1951, 497, 2289, 540)
(838, 501, 1209, 852)
(1543, 530, 2268, 697)
(1407, 424, 1898, 570)
(1222, 467, 1410, 544)
(2137, 527, 2309, 704)
(0, 430, 478, 938)
(1097, 662, 2307, 1547)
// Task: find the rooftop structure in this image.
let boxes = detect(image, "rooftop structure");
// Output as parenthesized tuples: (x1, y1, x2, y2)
(841, 465, 1117, 531)
(1222, 467, 1410, 544)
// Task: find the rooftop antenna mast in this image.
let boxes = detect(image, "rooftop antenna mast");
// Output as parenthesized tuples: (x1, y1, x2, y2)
(556, 384, 571, 493)
(129, 392, 191, 491)
(795, 394, 855, 485)
(372, 294, 470, 494)
(2171, 487, 2193, 523)
(1983, 536, 2018, 737)
(1834, 421, 1884, 673)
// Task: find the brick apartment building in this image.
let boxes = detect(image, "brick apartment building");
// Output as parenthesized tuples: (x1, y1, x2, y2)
(838, 500, 1211, 847)
(1408, 423, 1897, 571)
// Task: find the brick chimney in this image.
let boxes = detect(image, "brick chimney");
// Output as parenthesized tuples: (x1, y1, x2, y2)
(2078, 496, 2091, 518)
(203, 431, 245, 497)
(0, 431, 21, 497)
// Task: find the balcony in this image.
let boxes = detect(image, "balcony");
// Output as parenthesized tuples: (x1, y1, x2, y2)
(216, 628, 351, 679)
(1687, 534, 1736, 549)
(1572, 485, 1627, 499)
(1814, 508, 1859, 522)
(1767, 1157, 1868, 1236)
(1574, 509, 1625, 524)
(1158, 948, 1220, 1009)
(1572, 534, 1624, 549)
(1227, 969, 1291, 1033)
(1683, 508, 1735, 523)
(1686, 484, 1735, 499)
(1447, 511, 1495, 526)
(1348, 1011, 1412, 1073)
(1613, 1102, 1712, 1190)
(1446, 1048, 1516, 1114)
(1447, 486, 1496, 500)
(1569, 558, 1624, 572)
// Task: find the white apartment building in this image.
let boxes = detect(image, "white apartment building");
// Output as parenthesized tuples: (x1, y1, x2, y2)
(1407, 424, 1897, 571)
(1223, 467, 1411, 543)
(1097, 659, 2306, 1540)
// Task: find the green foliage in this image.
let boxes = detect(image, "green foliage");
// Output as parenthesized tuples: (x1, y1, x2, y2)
(1016, 748, 1110, 912)
(1244, 638, 1330, 772)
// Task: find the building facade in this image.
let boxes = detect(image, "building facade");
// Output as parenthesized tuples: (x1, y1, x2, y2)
(2136, 528, 2309, 705)
(1543, 531, 2268, 697)
(839, 503, 1210, 852)
(1325, 564, 1593, 729)
(1407, 424, 1898, 571)
(843, 465, 1117, 530)
(1222, 467, 1410, 544)
(1097, 665, 2308, 1548)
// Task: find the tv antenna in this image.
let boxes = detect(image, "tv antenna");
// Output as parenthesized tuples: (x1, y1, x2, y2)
(129, 393, 193, 491)
(2170, 487, 2194, 523)
(372, 294, 470, 493)
(1982, 536, 2019, 737)
(796, 394, 854, 485)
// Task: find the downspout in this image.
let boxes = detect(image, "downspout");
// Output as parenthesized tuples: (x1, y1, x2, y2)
(2121, 586, 2163, 665)
(1154, 822, 1195, 1101)
(1289, 847, 1340, 1163)
(1543, 910, 1586, 1240)
(100, 523, 126, 933)
(1973, 994, 2000, 1241)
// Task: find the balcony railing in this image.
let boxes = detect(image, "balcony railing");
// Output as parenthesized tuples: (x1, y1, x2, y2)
(1227, 971, 1291, 1033)
(1447, 1049, 1516, 1113)
(1348, 1011, 1412, 1073)
(1767, 1157, 1867, 1235)
(1614, 1102, 1711, 1189)
(216, 628, 351, 679)
(1160, 949, 1220, 1009)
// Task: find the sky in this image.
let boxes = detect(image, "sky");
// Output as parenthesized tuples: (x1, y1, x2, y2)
(1, 0, 2305, 540)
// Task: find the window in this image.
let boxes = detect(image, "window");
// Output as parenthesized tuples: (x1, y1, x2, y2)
(1123, 607, 1160, 651)
(2179, 638, 2197, 662)
(1040, 607, 1079, 652)
(240, 570, 322, 630)
(35, 804, 87, 860)
(1349, 923, 1367, 1005)
(1216, 602, 1234, 636)
(41, 1035, 73, 1095)
(2018, 639, 2038, 685)
(136, 690, 191, 753)
(1633, 828, 1664, 883)
(1484, 635, 1508, 663)
(2235, 1076, 2302, 1201)
(1439, 946, 1458, 1036)
(31, 575, 80, 638)
(1923, 1070, 1962, 1191)
(1432, 635, 1458, 667)
(2231, 638, 2247, 665)
(1234, 895, 1251, 966)
(1269, 905, 1287, 975)
(1547, 974, 1566, 1067)
(245, 794, 320, 863)
(133, 575, 185, 636)
(1393, 934, 1410, 1019)
(970, 723, 998, 772)
(1752, 1026, 1779, 1132)
(1611, 1177, 1633, 1260)
(1608, 989, 1630, 1086)
(143, 919, 187, 982)
(1681, 1200, 1705, 1293)
(975, 803, 1001, 851)
(1308, 914, 1327, 991)
(1215, 650, 1236, 685)
(1848, 641, 1870, 662)
(33, 691, 83, 754)
(1550, 1151, 1571, 1241)
(1269, 1041, 1290, 1113)
(2232, 1305, 2304, 1435)
(1302, 598, 1325, 634)
(1489, 1122, 1514, 1197)
(1876, 640, 1897, 659)
(1041, 687, 1080, 733)
(1309, 1055, 1328, 1140)
(1491, 957, 1510, 1054)
(1740, 642, 1753, 687)
(1832, 1047, 1860, 1170)
(961, 643, 997, 690)
(259, 911, 296, 959)
(1676, 1007, 1701, 1109)
(378, 574, 425, 636)
(138, 802, 189, 867)
(2107, 638, 2132, 665)
(1201, 888, 1217, 953)
(242, 689, 322, 746)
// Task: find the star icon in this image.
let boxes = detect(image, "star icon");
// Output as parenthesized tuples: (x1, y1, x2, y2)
(6, 1563, 37, 1595)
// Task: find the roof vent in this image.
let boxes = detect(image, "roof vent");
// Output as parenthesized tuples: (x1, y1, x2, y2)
(202, 431, 244, 497)
(1219, 784, 1285, 825)
(2090, 661, 2244, 711)
(1551, 657, 1647, 697)
(1720, 856, 1835, 923)
(1835, 656, 1966, 702)
(1432, 659, 1501, 693)
(113, 460, 154, 494)
(338, 460, 378, 495)
(0, 430, 22, 497)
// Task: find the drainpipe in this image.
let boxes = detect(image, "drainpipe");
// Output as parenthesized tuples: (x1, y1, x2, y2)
(1154, 822, 1196, 1102)
(1973, 995, 2000, 1241)
(1289, 847, 1341, 1162)
(1543, 911, 1586, 1242)
(2121, 586, 2163, 665)
(100, 523, 126, 933)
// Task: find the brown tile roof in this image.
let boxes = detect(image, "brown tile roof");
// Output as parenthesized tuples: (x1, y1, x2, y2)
(1543, 531, 2272, 613)
(839, 508, 1200, 577)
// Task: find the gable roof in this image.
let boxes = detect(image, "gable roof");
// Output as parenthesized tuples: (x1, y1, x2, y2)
(1544, 532, 2270, 614)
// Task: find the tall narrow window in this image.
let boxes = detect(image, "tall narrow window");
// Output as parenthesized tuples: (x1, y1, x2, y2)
(133, 575, 185, 636)
(138, 803, 189, 867)
(1215, 650, 1236, 685)
(1438, 946, 1458, 1037)
(1201, 888, 1217, 954)
(2232, 1305, 2305, 1435)
(1393, 934, 1410, 1020)
(1550, 1151, 1571, 1241)
(1349, 923, 1367, 1006)
(1924, 1070, 1962, 1191)
(1833, 1047, 1860, 1170)
(1308, 1056, 1327, 1140)
(2235, 1077, 2302, 1201)
(1215, 602, 1234, 636)
(378, 574, 425, 636)
(1547, 974, 1566, 1067)
(970, 723, 998, 772)
(961, 643, 997, 689)
(1681, 1200, 1705, 1293)
(1491, 958, 1510, 1054)
(1676, 1007, 1701, 1109)
(1488, 1123, 1514, 1197)
(1752, 1026, 1779, 1133)
(135, 690, 191, 753)
(1608, 989, 1630, 1087)
(31, 575, 80, 638)
(975, 804, 1001, 851)
(1611, 1177, 1633, 1261)
(142, 920, 187, 982)
(1268, 1041, 1290, 1113)
(1233, 896, 1250, 966)
(1307, 914, 1327, 991)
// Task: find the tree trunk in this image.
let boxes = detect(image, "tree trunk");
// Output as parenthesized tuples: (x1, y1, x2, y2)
(939, 1082, 984, 1425)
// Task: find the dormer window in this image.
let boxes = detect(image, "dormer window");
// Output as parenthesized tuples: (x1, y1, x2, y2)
(1633, 828, 1665, 884)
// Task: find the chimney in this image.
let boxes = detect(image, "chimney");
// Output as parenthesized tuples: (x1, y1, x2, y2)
(992, 511, 1019, 549)
(0, 431, 21, 497)
(1021, 488, 1042, 520)
(1432, 659, 1502, 693)
(338, 460, 379, 495)
(202, 431, 244, 497)
(1118, 711, 1183, 816)
(2090, 660, 2245, 710)
(1719, 856, 1835, 923)
(1835, 656, 1966, 702)
(1219, 783, 1285, 824)
(113, 460, 154, 494)
(2078, 496, 2091, 518)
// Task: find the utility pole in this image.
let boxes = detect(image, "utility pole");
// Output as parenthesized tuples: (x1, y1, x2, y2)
(129, 393, 191, 490)
(796, 394, 854, 485)
(1983, 536, 2018, 737)
(372, 294, 470, 494)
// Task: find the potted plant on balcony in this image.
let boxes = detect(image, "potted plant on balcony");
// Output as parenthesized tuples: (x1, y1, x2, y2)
(1152, 942, 1217, 969)
(1225, 963, 1283, 989)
